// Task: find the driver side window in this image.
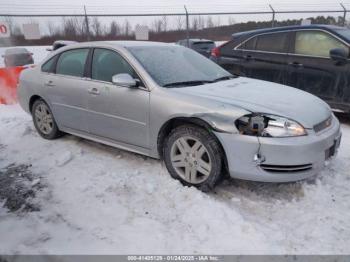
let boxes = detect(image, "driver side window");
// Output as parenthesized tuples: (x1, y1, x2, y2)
(294, 31, 348, 58)
(91, 48, 137, 83)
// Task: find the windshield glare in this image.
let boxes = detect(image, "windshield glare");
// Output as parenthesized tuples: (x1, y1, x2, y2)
(127, 46, 232, 87)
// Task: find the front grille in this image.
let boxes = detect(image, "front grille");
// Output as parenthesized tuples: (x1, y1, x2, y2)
(314, 115, 332, 133)
(260, 164, 313, 173)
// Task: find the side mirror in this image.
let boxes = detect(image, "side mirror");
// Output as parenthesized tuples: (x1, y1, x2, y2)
(112, 73, 137, 88)
(330, 48, 348, 64)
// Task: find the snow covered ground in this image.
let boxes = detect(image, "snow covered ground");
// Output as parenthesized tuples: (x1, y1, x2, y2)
(0, 104, 350, 255)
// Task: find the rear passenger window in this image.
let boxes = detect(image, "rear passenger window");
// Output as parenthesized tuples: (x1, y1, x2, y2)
(255, 33, 288, 53)
(244, 37, 257, 50)
(238, 37, 257, 50)
(56, 49, 89, 77)
(41, 56, 57, 73)
(220, 41, 237, 55)
(92, 48, 136, 82)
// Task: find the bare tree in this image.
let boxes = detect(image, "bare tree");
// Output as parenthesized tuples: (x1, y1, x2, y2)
(176, 16, 184, 31)
(123, 19, 131, 36)
(109, 21, 120, 37)
(62, 17, 85, 37)
(206, 16, 214, 28)
(62, 18, 77, 37)
(191, 16, 199, 31)
(198, 16, 205, 30)
(152, 18, 163, 33)
(91, 17, 103, 37)
(46, 20, 60, 36)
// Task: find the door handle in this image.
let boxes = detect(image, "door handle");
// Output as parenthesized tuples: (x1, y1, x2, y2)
(45, 80, 55, 87)
(88, 87, 100, 95)
(244, 55, 253, 61)
(288, 62, 304, 68)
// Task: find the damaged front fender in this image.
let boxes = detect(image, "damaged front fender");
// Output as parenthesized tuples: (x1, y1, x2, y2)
(192, 108, 251, 134)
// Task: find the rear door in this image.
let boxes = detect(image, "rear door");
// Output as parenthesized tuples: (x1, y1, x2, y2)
(238, 32, 290, 85)
(44, 48, 90, 132)
(286, 30, 350, 110)
(85, 48, 150, 148)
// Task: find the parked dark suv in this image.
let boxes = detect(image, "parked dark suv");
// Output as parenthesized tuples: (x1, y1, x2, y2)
(211, 25, 350, 112)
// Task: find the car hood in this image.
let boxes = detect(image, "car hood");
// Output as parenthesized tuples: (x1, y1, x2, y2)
(169, 77, 331, 129)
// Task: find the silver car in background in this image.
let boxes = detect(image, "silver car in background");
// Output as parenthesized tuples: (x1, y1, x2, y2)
(17, 41, 341, 191)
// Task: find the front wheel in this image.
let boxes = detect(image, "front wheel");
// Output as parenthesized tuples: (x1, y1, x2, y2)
(32, 99, 63, 140)
(163, 125, 223, 192)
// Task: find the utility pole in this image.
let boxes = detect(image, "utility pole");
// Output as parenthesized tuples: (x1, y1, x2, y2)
(84, 5, 90, 41)
(184, 5, 189, 47)
(340, 3, 347, 27)
(269, 4, 276, 28)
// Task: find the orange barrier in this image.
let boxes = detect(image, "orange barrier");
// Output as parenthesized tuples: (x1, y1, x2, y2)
(0, 66, 28, 105)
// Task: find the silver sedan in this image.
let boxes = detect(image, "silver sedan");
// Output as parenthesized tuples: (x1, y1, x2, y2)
(17, 41, 341, 191)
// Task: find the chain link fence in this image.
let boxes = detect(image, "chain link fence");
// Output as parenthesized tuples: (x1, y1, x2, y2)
(1, 3, 350, 46)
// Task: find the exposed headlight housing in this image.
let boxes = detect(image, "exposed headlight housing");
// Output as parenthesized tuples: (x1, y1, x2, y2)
(236, 114, 307, 137)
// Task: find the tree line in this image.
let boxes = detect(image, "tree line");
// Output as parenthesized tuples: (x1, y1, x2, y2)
(0, 15, 347, 46)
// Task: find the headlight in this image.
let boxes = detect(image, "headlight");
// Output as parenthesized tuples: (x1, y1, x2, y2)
(236, 114, 306, 137)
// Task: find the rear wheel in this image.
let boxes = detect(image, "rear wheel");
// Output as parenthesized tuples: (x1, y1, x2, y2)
(163, 125, 223, 192)
(32, 99, 63, 139)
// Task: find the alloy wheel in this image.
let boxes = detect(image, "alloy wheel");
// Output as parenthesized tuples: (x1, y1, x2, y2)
(34, 103, 54, 135)
(170, 136, 212, 184)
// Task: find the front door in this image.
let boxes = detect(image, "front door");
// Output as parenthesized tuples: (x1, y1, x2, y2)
(45, 48, 90, 132)
(286, 30, 350, 110)
(86, 48, 150, 148)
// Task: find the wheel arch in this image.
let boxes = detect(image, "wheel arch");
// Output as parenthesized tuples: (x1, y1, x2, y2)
(29, 95, 43, 113)
(157, 117, 229, 172)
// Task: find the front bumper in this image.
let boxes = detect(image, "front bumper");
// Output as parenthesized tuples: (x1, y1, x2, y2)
(215, 116, 341, 182)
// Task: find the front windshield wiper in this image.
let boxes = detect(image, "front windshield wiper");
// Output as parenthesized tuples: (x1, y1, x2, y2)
(212, 75, 237, 83)
(163, 80, 213, 88)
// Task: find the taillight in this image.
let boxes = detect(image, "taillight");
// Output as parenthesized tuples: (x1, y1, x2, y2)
(211, 47, 220, 57)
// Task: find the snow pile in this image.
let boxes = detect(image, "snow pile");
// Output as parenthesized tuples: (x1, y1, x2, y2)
(0, 104, 350, 255)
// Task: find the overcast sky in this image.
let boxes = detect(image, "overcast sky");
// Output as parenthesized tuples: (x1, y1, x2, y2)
(1, 0, 349, 34)
(2, 0, 349, 14)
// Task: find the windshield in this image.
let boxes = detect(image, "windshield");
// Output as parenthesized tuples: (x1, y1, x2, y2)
(127, 45, 232, 87)
(334, 28, 350, 41)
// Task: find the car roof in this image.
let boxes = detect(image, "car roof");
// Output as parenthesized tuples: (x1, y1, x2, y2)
(232, 24, 346, 38)
(4, 47, 30, 56)
(66, 41, 173, 49)
(45, 41, 178, 60)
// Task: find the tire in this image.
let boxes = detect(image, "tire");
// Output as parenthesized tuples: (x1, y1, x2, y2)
(32, 99, 63, 140)
(163, 124, 224, 192)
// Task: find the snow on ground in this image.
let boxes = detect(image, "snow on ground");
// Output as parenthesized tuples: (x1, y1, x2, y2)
(0, 104, 349, 254)
(0, 46, 50, 68)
